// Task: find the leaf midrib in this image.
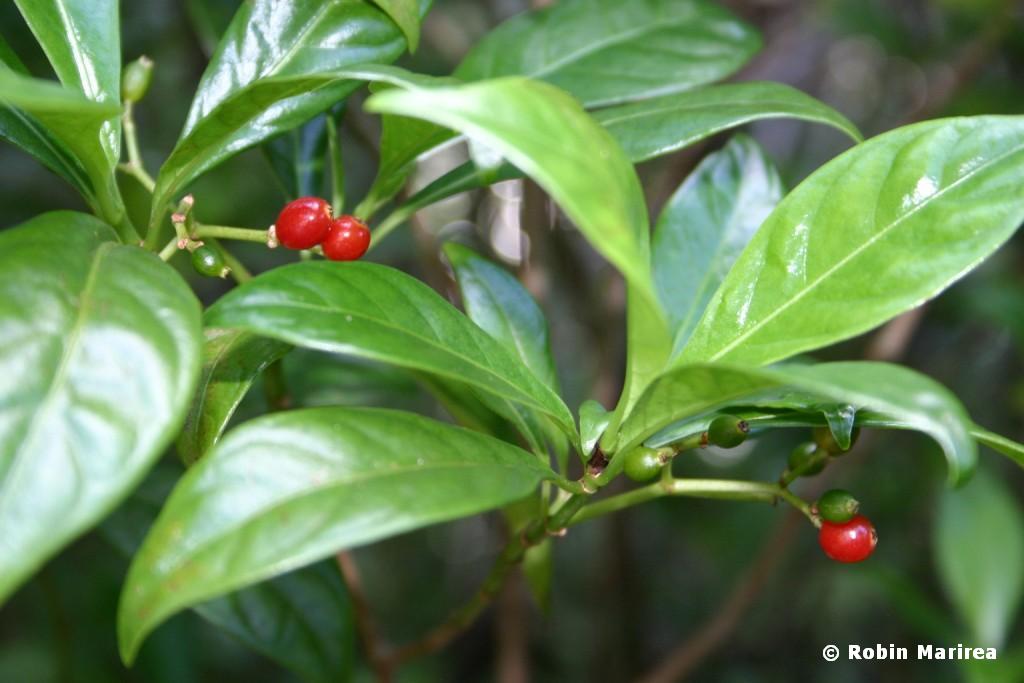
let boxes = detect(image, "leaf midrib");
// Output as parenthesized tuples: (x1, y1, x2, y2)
(0, 241, 112, 509)
(527, 11, 724, 82)
(143, 458, 545, 600)
(213, 297, 562, 420)
(706, 138, 1024, 362)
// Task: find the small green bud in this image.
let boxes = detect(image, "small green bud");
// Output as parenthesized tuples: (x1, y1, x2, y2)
(623, 446, 665, 483)
(121, 55, 154, 103)
(705, 415, 750, 449)
(812, 426, 860, 455)
(191, 244, 228, 278)
(816, 489, 860, 523)
(787, 442, 825, 477)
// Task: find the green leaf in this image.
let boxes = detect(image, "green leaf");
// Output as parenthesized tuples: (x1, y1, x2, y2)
(368, 0, 421, 51)
(616, 361, 976, 484)
(680, 116, 1024, 366)
(0, 36, 95, 202)
(653, 134, 783, 358)
(196, 561, 355, 683)
(365, 78, 671, 427)
(443, 243, 559, 391)
(117, 407, 555, 662)
(367, 80, 652, 290)
(456, 0, 760, 107)
(0, 69, 122, 224)
(102, 464, 355, 681)
(579, 399, 611, 457)
(13, 0, 121, 164)
(378, 82, 856, 238)
(177, 329, 291, 466)
(935, 469, 1024, 647)
(970, 425, 1024, 468)
(593, 81, 862, 163)
(263, 114, 330, 200)
(0, 212, 202, 603)
(204, 261, 575, 438)
(151, 0, 430, 227)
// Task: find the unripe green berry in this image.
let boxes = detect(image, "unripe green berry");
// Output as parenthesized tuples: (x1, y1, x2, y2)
(623, 446, 665, 482)
(706, 415, 750, 448)
(191, 245, 228, 278)
(816, 489, 860, 523)
(121, 56, 153, 103)
(787, 442, 825, 477)
(812, 426, 860, 455)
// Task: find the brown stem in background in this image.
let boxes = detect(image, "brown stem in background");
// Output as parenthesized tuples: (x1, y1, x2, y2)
(495, 570, 530, 683)
(336, 552, 393, 683)
(635, 514, 802, 683)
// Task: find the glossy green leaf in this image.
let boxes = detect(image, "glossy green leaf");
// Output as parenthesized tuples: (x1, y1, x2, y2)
(263, 114, 330, 200)
(593, 81, 861, 163)
(0, 69, 122, 224)
(368, 80, 652, 291)
(151, 0, 430, 226)
(0, 212, 202, 603)
(102, 464, 355, 681)
(456, 0, 760, 107)
(935, 469, 1024, 646)
(365, 78, 671, 427)
(653, 134, 783, 357)
(118, 407, 555, 661)
(680, 116, 1024, 366)
(204, 261, 575, 437)
(177, 329, 291, 466)
(443, 242, 559, 391)
(13, 0, 121, 165)
(0, 37, 95, 202)
(368, 0, 421, 51)
(971, 425, 1024, 468)
(616, 361, 976, 484)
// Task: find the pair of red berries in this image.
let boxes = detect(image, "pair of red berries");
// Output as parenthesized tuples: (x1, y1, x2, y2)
(815, 489, 877, 563)
(275, 197, 370, 261)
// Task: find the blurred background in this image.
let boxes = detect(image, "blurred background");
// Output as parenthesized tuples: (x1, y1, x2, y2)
(1, 0, 1023, 681)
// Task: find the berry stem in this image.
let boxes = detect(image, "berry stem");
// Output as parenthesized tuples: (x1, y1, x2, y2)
(193, 225, 270, 243)
(568, 479, 818, 528)
(118, 101, 156, 193)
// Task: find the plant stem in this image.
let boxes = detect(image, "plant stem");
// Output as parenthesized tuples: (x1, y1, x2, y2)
(194, 224, 269, 243)
(158, 238, 178, 262)
(326, 115, 346, 214)
(385, 493, 588, 667)
(120, 101, 156, 192)
(569, 479, 817, 527)
(336, 552, 392, 683)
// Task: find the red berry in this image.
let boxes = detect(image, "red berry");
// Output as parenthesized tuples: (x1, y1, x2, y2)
(275, 197, 332, 250)
(818, 515, 877, 563)
(322, 215, 371, 261)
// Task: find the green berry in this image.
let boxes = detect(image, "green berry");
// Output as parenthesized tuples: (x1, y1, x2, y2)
(191, 245, 227, 278)
(623, 446, 665, 482)
(706, 415, 750, 448)
(787, 442, 825, 477)
(816, 489, 860, 523)
(121, 56, 153, 103)
(812, 426, 860, 455)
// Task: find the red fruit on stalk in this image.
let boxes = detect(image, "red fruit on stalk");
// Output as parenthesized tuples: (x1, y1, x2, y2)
(275, 196, 332, 250)
(322, 215, 371, 261)
(818, 515, 877, 563)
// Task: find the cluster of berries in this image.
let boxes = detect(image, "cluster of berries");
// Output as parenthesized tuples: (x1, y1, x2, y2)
(621, 418, 877, 564)
(274, 197, 371, 261)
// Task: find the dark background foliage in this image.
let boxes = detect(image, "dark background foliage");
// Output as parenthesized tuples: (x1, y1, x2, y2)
(1, 1, 1023, 681)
